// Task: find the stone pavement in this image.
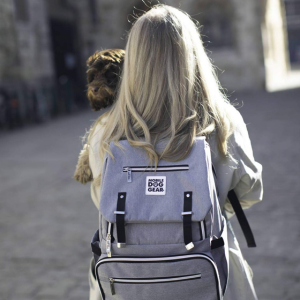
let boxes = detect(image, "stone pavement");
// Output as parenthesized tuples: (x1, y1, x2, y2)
(0, 89, 299, 300)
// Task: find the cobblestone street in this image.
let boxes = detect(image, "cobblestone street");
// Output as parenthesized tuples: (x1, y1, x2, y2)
(0, 89, 299, 300)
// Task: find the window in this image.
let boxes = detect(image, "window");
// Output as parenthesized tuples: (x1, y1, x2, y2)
(191, 0, 234, 49)
(89, 0, 98, 26)
(284, 0, 300, 64)
(285, 0, 300, 16)
(14, 0, 29, 22)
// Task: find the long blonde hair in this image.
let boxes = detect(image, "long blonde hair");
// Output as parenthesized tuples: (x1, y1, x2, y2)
(89, 4, 235, 183)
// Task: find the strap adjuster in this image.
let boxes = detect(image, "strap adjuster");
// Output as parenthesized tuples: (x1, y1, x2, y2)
(114, 211, 125, 215)
(185, 242, 194, 250)
(181, 211, 193, 215)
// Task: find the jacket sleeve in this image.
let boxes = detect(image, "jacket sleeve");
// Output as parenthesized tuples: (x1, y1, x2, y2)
(89, 147, 101, 209)
(88, 119, 108, 209)
(224, 111, 263, 218)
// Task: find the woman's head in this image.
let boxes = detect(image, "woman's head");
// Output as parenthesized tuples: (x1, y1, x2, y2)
(90, 4, 234, 176)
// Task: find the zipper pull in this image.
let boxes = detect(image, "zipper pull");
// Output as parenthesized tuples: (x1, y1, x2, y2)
(127, 168, 132, 182)
(109, 278, 115, 295)
(106, 222, 112, 257)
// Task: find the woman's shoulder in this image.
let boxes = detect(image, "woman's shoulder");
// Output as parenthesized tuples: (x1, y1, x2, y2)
(208, 104, 255, 164)
(208, 104, 263, 211)
(226, 105, 255, 161)
(226, 103, 247, 133)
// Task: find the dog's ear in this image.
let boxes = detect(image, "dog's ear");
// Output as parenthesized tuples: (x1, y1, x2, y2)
(101, 49, 125, 87)
(100, 49, 125, 64)
(86, 50, 102, 68)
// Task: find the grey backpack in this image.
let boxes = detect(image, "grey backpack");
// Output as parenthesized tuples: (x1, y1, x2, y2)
(91, 136, 255, 300)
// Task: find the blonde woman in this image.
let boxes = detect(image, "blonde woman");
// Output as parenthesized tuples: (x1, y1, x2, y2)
(85, 4, 263, 300)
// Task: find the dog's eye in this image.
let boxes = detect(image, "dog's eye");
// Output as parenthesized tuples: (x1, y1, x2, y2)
(87, 69, 100, 83)
(87, 73, 95, 84)
(105, 71, 118, 86)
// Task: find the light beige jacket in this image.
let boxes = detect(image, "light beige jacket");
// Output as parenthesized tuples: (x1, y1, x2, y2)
(88, 108, 263, 300)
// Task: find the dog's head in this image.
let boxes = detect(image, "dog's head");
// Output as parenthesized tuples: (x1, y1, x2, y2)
(86, 49, 125, 111)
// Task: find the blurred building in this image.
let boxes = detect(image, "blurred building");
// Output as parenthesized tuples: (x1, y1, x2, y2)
(284, 0, 300, 67)
(0, 0, 299, 129)
(0, 0, 98, 127)
(100, 0, 265, 91)
(93, 0, 300, 92)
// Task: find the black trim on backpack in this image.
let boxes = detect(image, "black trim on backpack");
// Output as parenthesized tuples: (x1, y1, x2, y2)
(116, 192, 127, 247)
(212, 164, 256, 248)
(183, 191, 194, 250)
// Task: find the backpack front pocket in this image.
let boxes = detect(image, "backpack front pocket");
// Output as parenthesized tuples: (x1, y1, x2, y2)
(95, 253, 222, 300)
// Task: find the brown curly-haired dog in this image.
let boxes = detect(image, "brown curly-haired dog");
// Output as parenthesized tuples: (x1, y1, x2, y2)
(74, 49, 125, 184)
(86, 49, 125, 111)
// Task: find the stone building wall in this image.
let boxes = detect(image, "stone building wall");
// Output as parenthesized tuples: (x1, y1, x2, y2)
(91, 0, 266, 92)
(0, 0, 19, 81)
(15, 0, 54, 85)
(0, 0, 55, 86)
(180, 0, 265, 91)
(0, 0, 293, 93)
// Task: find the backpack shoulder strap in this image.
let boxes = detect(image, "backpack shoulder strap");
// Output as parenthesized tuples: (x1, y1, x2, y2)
(212, 165, 256, 248)
(227, 190, 256, 247)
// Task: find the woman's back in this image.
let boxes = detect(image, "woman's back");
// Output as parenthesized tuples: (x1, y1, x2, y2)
(86, 4, 262, 300)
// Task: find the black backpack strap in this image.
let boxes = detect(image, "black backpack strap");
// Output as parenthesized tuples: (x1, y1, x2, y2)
(91, 229, 101, 263)
(227, 190, 256, 247)
(115, 192, 127, 248)
(212, 164, 256, 248)
(182, 191, 194, 250)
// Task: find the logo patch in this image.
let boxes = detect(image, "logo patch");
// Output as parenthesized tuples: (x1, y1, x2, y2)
(145, 176, 166, 195)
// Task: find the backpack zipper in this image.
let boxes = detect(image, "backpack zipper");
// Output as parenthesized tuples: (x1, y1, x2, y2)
(109, 273, 201, 295)
(123, 164, 189, 182)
